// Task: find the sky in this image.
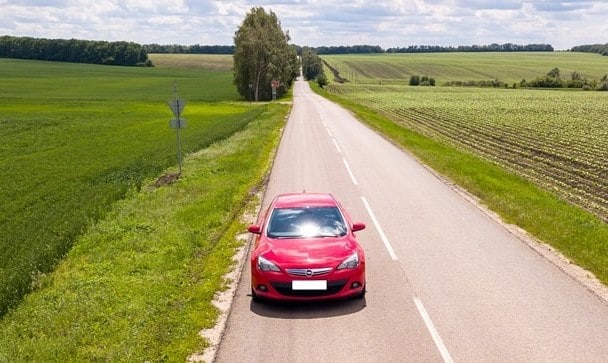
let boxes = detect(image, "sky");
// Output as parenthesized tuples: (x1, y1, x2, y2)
(1, 0, 607, 50)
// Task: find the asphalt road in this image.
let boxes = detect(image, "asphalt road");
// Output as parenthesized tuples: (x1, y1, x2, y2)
(214, 78, 608, 362)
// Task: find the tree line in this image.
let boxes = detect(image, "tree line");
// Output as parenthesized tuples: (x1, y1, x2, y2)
(143, 44, 235, 54)
(0, 35, 151, 66)
(140, 43, 558, 56)
(443, 68, 608, 91)
(570, 44, 608, 56)
(313, 45, 384, 55)
(306, 43, 554, 54)
(387, 43, 554, 53)
(520, 68, 608, 91)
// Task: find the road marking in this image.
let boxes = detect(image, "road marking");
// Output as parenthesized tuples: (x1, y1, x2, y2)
(326, 128, 333, 138)
(414, 298, 454, 363)
(333, 138, 342, 153)
(342, 158, 358, 185)
(360, 196, 398, 261)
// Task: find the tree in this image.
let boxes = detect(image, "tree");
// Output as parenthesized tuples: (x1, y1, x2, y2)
(233, 7, 299, 101)
(302, 46, 323, 80)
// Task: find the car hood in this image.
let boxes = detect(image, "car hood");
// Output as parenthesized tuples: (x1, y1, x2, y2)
(259, 236, 355, 267)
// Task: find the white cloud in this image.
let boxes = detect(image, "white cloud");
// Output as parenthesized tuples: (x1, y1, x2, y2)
(0, 0, 606, 49)
(456, 0, 523, 10)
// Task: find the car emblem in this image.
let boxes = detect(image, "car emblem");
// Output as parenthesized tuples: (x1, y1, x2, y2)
(306, 269, 313, 277)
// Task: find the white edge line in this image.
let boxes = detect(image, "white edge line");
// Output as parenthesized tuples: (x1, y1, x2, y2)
(332, 138, 342, 153)
(342, 158, 358, 185)
(326, 127, 333, 138)
(360, 196, 398, 261)
(414, 297, 454, 363)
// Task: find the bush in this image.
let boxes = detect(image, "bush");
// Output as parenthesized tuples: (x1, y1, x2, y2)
(445, 79, 506, 88)
(420, 76, 436, 86)
(409, 75, 420, 86)
(599, 74, 608, 91)
(316, 73, 328, 88)
(522, 76, 564, 88)
(410, 75, 435, 86)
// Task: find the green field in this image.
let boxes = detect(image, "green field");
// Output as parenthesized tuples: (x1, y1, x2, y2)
(0, 56, 248, 316)
(0, 55, 287, 359)
(323, 52, 608, 85)
(318, 52, 608, 284)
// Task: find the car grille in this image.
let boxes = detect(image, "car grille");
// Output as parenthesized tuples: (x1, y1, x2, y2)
(285, 267, 333, 277)
(271, 279, 347, 297)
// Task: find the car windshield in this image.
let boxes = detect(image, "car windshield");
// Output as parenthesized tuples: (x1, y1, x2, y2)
(267, 206, 348, 238)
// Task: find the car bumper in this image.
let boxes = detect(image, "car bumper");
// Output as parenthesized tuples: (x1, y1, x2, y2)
(251, 265, 365, 301)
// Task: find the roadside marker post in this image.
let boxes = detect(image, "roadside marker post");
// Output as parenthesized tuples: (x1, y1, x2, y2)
(271, 79, 280, 100)
(168, 81, 186, 175)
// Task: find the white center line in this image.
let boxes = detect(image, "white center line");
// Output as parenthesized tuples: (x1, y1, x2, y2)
(360, 196, 398, 261)
(342, 158, 358, 185)
(414, 297, 454, 363)
(332, 138, 342, 153)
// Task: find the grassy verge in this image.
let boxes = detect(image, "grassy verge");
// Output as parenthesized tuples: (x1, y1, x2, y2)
(0, 103, 287, 361)
(311, 82, 608, 285)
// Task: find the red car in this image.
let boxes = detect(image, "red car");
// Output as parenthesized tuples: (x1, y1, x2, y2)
(248, 193, 366, 302)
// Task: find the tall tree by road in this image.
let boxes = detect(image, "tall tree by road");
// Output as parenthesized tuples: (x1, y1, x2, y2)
(301, 46, 324, 81)
(233, 7, 298, 101)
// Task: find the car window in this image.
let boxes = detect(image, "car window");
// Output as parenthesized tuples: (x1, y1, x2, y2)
(267, 207, 348, 238)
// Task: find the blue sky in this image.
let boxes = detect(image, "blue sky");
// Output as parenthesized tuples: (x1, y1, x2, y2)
(1, 0, 607, 50)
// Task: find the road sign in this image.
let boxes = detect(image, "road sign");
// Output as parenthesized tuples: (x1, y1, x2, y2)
(169, 80, 186, 175)
(168, 99, 186, 118)
(170, 118, 187, 129)
(271, 80, 280, 100)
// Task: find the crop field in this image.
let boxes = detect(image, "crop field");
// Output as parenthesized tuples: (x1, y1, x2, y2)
(149, 53, 234, 71)
(325, 84, 608, 222)
(0, 57, 252, 315)
(322, 52, 608, 85)
(322, 53, 608, 223)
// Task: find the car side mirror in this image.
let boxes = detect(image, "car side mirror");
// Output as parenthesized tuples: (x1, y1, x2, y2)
(247, 224, 262, 234)
(352, 222, 366, 232)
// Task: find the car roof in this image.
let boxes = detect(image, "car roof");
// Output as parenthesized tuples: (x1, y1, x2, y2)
(272, 193, 338, 209)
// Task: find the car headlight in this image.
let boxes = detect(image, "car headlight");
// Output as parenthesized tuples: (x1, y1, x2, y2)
(337, 252, 359, 270)
(258, 256, 280, 272)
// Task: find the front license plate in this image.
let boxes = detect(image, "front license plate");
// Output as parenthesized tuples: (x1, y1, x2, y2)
(292, 280, 327, 290)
